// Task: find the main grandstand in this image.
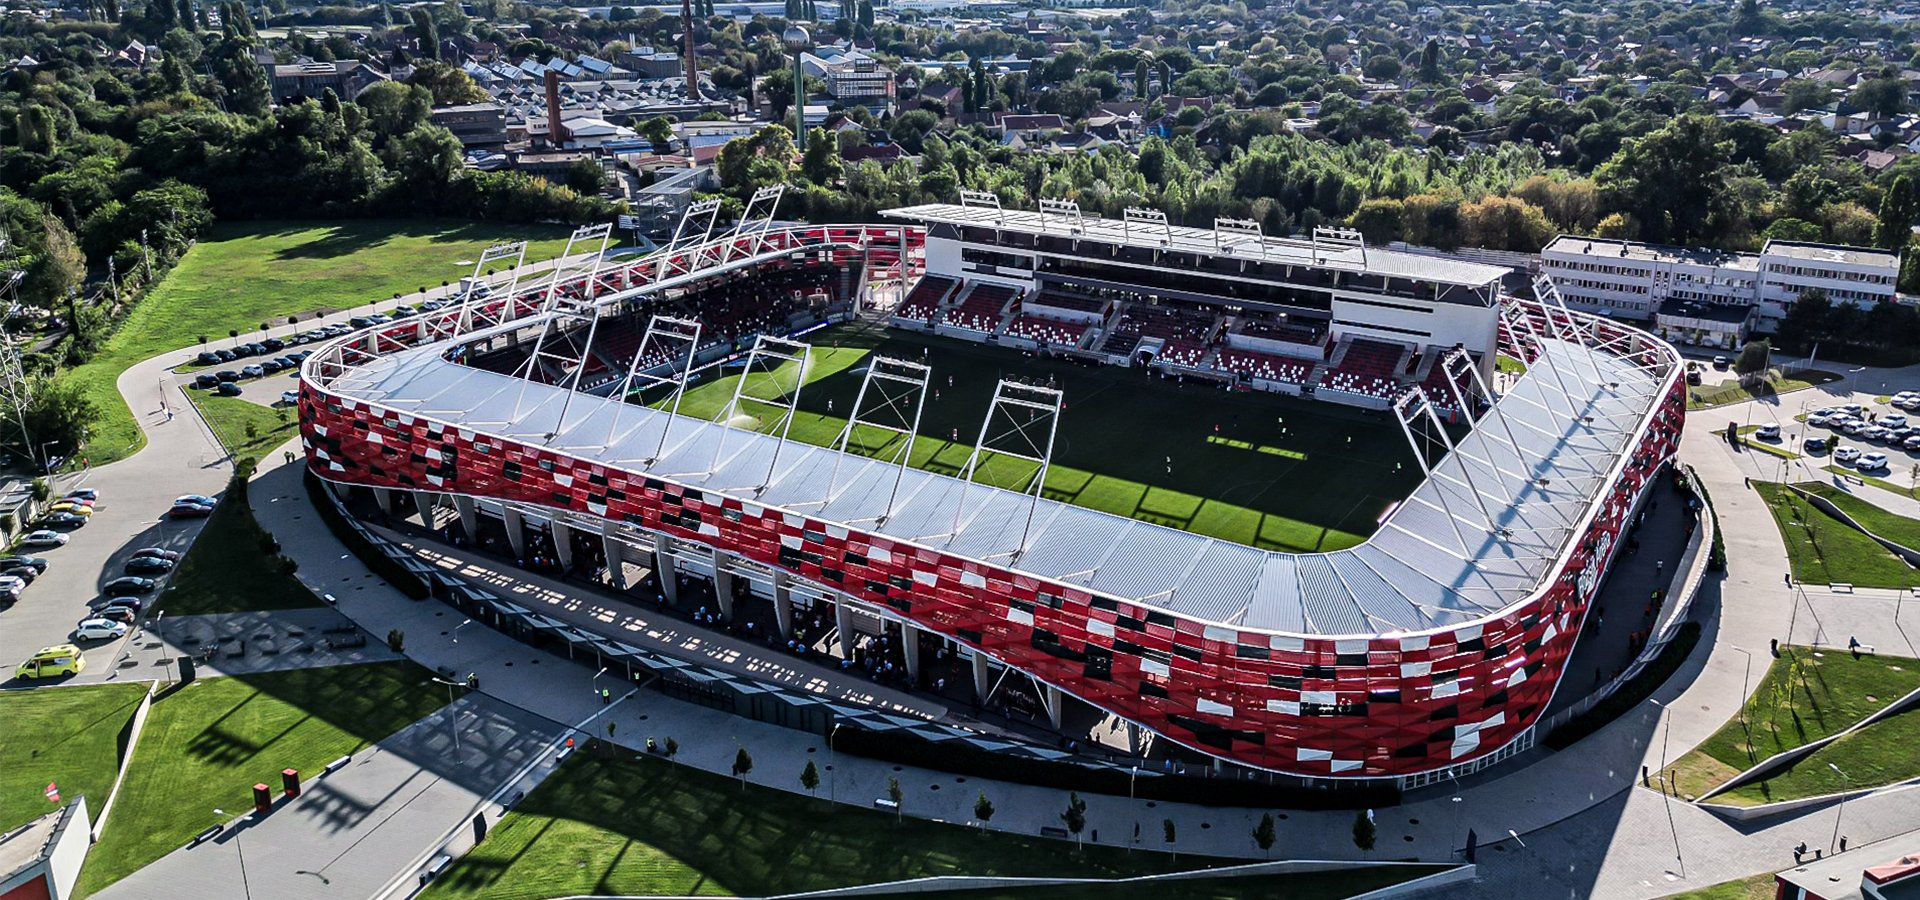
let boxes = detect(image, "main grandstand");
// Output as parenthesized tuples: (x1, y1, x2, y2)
(298, 190, 1686, 782)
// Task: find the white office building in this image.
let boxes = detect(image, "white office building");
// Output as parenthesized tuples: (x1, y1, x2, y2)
(1540, 235, 1900, 348)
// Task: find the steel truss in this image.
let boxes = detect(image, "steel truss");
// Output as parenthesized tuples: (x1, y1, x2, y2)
(697, 334, 813, 492)
(431, 240, 531, 342)
(932, 380, 1064, 561)
(594, 314, 704, 465)
(799, 355, 930, 525)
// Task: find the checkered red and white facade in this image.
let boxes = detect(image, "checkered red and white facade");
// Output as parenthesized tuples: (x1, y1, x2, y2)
(298, 224, 1686, 780)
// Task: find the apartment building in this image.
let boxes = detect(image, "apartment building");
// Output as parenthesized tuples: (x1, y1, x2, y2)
(1540, 235, 1900, 348)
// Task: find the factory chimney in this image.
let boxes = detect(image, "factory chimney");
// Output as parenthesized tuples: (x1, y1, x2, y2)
(682, 0, 702, 100)
(543, 70, 569, 147)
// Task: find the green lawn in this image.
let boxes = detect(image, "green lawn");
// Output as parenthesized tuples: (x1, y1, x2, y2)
(1687, 369, 1840, 410)
(1797, 482, 1920, 549)
(659, 324, 1423, 552)
(64, 219, 577, 467)
(1725, 705, 1920, 804)
(1663, 873, 1777, 900)
(423, 747, 1253, 900)
(0, 684, 148, 834)
(74, 662, 456, 897)
(1662, 646, 1920, 802)
(1752, 482, 1920, 589)
(188, 393, 299, 463)
(155, 474, 320, 616)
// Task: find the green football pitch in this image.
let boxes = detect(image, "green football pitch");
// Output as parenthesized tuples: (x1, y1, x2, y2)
(658, 322, 1422, 553)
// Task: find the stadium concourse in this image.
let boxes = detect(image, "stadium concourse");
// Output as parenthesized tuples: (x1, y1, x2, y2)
(294, 196, 1686, 785)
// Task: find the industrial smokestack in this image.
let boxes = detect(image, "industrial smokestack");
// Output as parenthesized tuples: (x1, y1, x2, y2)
(681, 0, 702, 100)
(543, 70, 569, 147)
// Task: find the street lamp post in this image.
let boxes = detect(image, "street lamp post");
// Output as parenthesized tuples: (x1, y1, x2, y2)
(1828, 763, 1853, 853)
(213, 808, 253, 900)
(430, 677, 464, 754)
(784, 25, 811, 153)
(1728, 645, 1754, 737)
(827, 721, 842, 801)
(451, 617, 473, 643)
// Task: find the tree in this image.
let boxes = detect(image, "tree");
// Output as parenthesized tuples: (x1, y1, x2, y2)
(641, 116, 674, 149)
(1777, 289, 1831, 351)
(1734, 340, 1771, 379)
(1764, 217, 1824, 243)
(1782, 80, 1831, 114)
(1850, 75, 1907, 119)
(1459, 196, 1553, 252)
(1419, 38, 1442, 82)
(20, 377, 97, 463)
(1595, 114, 1735, 246)
(407, 62, 488, 105)
(887, 776, 903, 821)
(1876, 174, 1917, 250)
(974, 792, 994, 828)
(1352, 809, 1377, 856)
(1162, 819, 1177, 863)
(731, 746, 753, 788)
(1252, 812, 1276, 857)
(23, 216, 83, 308)
(1135, 58, 1151, 99)
(801, 127, 841, 184)
(799, 759, 819, 795)
(1060, 793, 1087, 848)
(409, 8, 440, 62)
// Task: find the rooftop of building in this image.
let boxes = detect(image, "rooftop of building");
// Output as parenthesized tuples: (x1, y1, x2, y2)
(1762, 239, 1901, 267)
(1541, 235, 1759, 270)
(887, 203, 1513, 290)
(1776, 829, 1920, 900)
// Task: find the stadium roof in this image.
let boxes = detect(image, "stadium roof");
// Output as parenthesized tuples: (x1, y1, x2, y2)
(883, 203, 1512, 290)
(327, 322, 1667, 638)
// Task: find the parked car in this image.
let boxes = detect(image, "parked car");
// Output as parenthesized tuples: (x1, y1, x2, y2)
(214, 382, 243, 397)
(1860, 452, 1891, 471)
(1712, 355, 1730, 369)
(195, 373, 220, 389)
(1806, 413, 1832, 428)
(280, 390, 300, 406)
(0, 555, 49, 572)
(89, 605, 136, 624)
(0, 574, 27, 598)
(195, 351, 221, 366)
(1755, 424, 1781, 441)
(349, 316, 373, 329)
(100, 596, 144, 614)
(1860, 426, 1890, 442)
(240, 364, 265, 379)
(1805, 436, 1829, 453)
(131, 547, 180, 562)
(40, 511, 87, 528)
(47, 502, 92, 518)
(214, 348, 236, 363)
(72, 618, 129, 642)
(262, 337, 285, 352)
(16, 531, 66, 548)
(2, 565, 39, 584)
(1842, 420, 1868, 435)
(241, 342, 267, 356)
(124, 556, 175, 575)
(1904, 435, 1920, 451)
(1836, 446, 1863, 464)
(63, 489, 97, 502)
(14, 645, 84, 679)
(102, 576, 156, 596)
(215, 369, 239, 382)
(1881, 414, 1908, 430)
(258, 359, 285, 374)
(169, 501, 214, 519)
(176, 494, 217, 506)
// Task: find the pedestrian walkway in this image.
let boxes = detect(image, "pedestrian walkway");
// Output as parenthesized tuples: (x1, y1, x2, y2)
(93, 693, 568, 900)
(373, 524, 951, 721)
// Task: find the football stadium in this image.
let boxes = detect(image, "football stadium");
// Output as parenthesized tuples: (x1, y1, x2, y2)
(297, 190, 1686, 782)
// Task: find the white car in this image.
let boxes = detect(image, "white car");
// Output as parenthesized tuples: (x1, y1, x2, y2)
(0, 574, 26, 596)
(1899, 396, 1920, 411)
(1861, 426, 1890, 442)
(1835, 446, 1862, 464)
(1807, 413, 1832, 427)
(1859, 452, 1891, 471)
(72, 618, 129, 641)
(1756, 424, 1781, 440)
(280, 390, 300, 406)
(18, 530, 67, 548)
(1881, 414, 1908, 430)
(1842, 420, 1868, 435)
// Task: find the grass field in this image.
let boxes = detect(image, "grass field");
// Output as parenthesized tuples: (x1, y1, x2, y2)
(1752, 482, 1920, 589)
(1661, 646, 1920, 801)
(423, 747, 1413, 900)
(662, 324, 1424, 551)
(64, 220, 577, 467)
(1663, 873, 1777, 900)
(187, 393, 299, 463)
(0, 684, 147, 834)
(75, 662, 453, 897)
(1796, 482, 1920, 549)
(1687, 369, 1840, 410)
(1723, 705, 1920, 804)
(156, 473, 321, 616)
